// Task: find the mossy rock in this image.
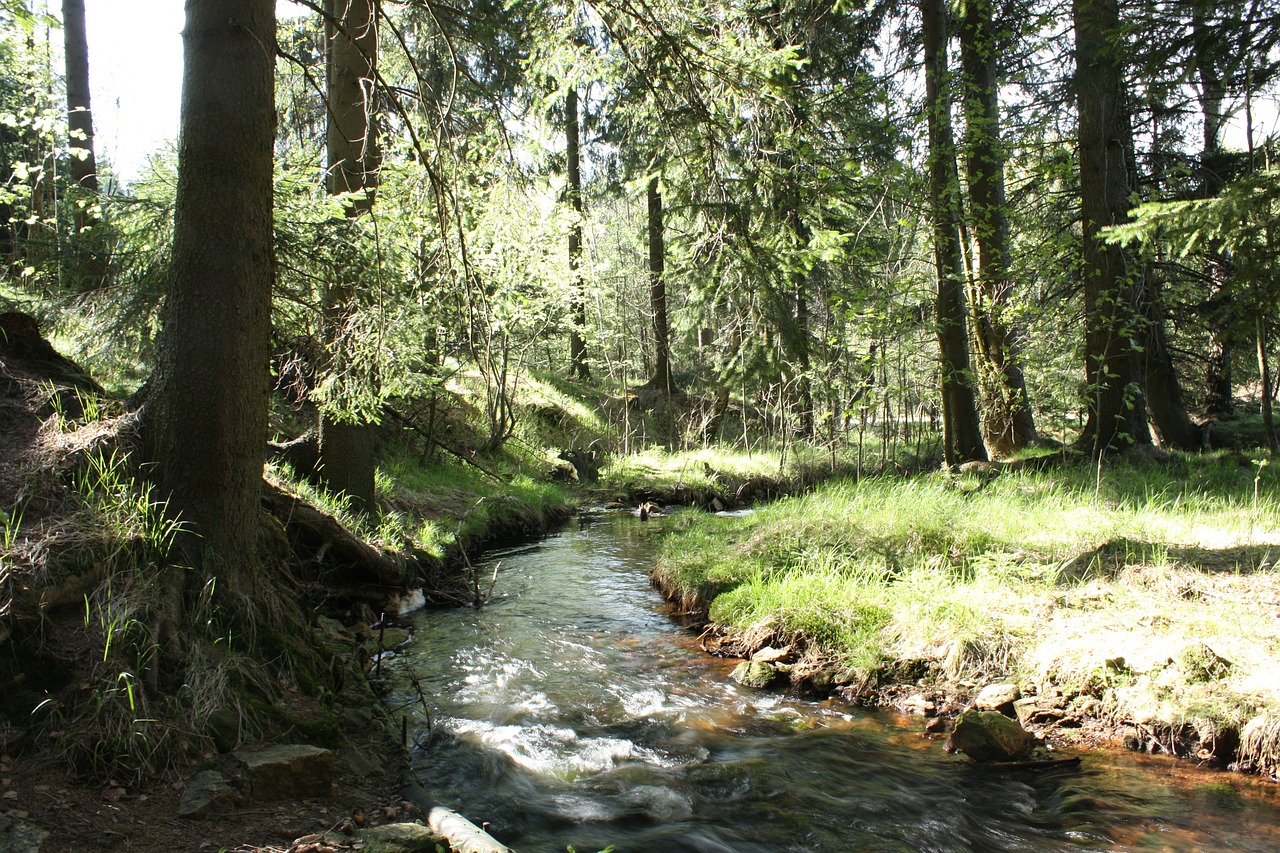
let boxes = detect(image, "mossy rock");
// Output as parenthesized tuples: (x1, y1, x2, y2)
(1176, 643, 1232, 683)
(949, 710, 1033, 762)
(731, 660, 780, 689)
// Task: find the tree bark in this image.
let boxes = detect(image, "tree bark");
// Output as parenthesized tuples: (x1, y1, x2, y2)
(566, 87, 590, 380)
(1073, 0, 1152, 452)
(958, 0, 1036, 456)
(318, 0, 379, 515)
(145, 0, 277, 605)
(923, 0, 986, 464)
(61, 0, 106, 291)
(646, 173, 676, 392)
(62, 0, 97, 197)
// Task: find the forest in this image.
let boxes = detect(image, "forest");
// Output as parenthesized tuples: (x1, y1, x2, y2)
(1, 0, 1280, 848)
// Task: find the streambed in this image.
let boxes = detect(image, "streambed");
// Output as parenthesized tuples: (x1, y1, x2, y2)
(394, 510, 1280, 852)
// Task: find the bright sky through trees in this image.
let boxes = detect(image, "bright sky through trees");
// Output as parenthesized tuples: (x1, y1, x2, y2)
(85, 0, 306, 182)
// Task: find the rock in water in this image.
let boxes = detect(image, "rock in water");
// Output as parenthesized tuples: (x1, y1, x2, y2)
(731, 660, 779, 689)
(949, 710, 1033, 762)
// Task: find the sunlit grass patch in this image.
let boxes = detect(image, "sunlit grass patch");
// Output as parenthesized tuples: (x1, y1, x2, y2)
(653, 454, 1280, 730)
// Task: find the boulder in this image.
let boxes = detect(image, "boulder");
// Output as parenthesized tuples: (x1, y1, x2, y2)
(233, 744, 337, 800)
(177, 769, 238, 819)
(974, 683, 1020, 714)
(360, 822, 448, 853)
(731, 660, 779, 689)
(949, 710, 1033, 762)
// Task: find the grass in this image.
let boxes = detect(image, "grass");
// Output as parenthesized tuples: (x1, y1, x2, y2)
(653, 452, 1280, 747)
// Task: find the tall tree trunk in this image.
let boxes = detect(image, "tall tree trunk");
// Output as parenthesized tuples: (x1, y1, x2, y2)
(566, 87, 590, 380)
(1195, 10, 1236, 418)
(317, 0, 379, 515)
(646, 173, 676, 392)
(62, 0, 105, 290)
(1258, 315, 1278, 453)
(923, 0, 986, 465)
(958, 0, 1036, 456)
(62, 0, 97, 196)
(1073, 0, 1152, 452)
(145, 0, 277, 646)
(1141, 277, 1202, 447)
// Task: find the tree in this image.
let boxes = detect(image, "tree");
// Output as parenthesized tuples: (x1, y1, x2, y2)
(957, 0, 1036, 455)
(922, 0, 986, 464)
(566, 85, 590, 380)
(1073, 0, 1152, 452)
(61, 0, 96, 201)
(317, 0, 380, 514)
(144, 0, 277, 661)
(645, 172, 676, 392)
(60, 0, 106, 291)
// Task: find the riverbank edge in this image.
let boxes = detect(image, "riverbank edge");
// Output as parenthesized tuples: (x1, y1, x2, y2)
(642, 479, 1280, 785)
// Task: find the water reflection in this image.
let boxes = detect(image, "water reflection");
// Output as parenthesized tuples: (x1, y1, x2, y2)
(397, 511, 1280, 852)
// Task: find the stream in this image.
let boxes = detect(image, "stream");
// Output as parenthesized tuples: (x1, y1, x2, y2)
(395, 510, 1280, 852)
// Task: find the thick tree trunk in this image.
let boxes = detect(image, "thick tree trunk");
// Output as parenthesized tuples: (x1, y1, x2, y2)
(1194, 12, 1237, 419)
(1073, 0, 1152, 453)
(923, 0, 986, 465)
(566, 87, 590, 380)
(958, 0, 1036, 457)
(646, 174, 676, 393)
(145, 0, 277, 605)
(1141, 278, 1202, 448)
(318, 0, 379, 514)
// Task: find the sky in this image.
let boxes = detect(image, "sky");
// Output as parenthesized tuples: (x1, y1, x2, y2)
(84, 0, 306, 183)
(81, 2, 1278, 184)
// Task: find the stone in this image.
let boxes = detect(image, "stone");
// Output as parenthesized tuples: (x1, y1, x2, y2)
(1176, 643, 1232, 683)
(751, 645, 792, 664)
(731, 660, 779, 689)
(233, 744, 337, 800)
(177, 769, 237, 819)
(1013, 696, 1064, 727)
(360, 822, 447, 853)
(924, 716, 948, 735)
(902, 693, 936, 716)
(0, 811, 48, 853)
(316, 615, 350, 644)
(949, 710, 1033, 762)
(973, 683, 1020, 714)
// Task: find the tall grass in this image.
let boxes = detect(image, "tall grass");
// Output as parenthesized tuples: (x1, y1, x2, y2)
(654, 455, 1280, 691)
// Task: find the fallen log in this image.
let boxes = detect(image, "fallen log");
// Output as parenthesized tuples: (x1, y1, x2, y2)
(261, 478, 417, 590)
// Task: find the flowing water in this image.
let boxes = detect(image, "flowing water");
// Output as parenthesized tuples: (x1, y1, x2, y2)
(396, 510, 1280, 852)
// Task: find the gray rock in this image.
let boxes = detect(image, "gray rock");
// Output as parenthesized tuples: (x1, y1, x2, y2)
(177, 769, 238, 819)
(360, 822, 447, 853)
(0, 811, 48, 853)
(974, 683, 1020, 714)
(731, 660, 779, 689)
(949, 710, 1033, 762)
(233, 744, 337, 800)
(902, 693, 936, 716)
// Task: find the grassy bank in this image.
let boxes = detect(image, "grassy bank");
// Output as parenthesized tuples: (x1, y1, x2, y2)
(652, 453, 1280, 775)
